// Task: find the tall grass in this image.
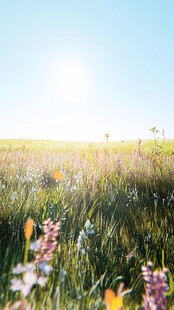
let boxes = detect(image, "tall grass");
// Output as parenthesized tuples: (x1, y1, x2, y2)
(1, 139, 174, 309)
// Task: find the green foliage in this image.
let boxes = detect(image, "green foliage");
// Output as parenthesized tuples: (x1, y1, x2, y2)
(1, 139, 174, 308)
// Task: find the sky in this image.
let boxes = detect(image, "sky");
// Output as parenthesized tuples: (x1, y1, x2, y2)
(0, 0, 174, 142)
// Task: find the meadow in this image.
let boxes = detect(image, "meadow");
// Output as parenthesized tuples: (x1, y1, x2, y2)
(1, 137, 174, 309)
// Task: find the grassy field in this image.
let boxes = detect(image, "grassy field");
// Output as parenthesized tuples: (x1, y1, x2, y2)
(1, 138, 174, 309)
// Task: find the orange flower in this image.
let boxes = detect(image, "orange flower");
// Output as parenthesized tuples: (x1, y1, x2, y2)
(105, 289, 123, 310)
(24, 218, 34, 239)
(53, 170, 63, 181)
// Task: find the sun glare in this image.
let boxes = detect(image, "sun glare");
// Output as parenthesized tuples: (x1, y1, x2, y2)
(51, 59, 89, 101)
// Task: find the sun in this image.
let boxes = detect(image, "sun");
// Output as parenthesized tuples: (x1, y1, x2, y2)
(51, 58, 89, 101)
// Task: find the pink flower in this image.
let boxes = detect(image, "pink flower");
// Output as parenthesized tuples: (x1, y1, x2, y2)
(142, 261, 169, 310)
(35, 218, 60, 265)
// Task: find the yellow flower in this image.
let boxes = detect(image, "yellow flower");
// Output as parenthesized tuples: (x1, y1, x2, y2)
(24, 218, 34, 239)
(53, 170, 63, 181)
(105, 289, 123, 310)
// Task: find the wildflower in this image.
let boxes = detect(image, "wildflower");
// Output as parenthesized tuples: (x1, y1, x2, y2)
(10, 218, 60, 299)
(77, 229, 87, 254)
(79, 229, 87, 240)
(137, 138, 142, 155)
(104, 282, 132, 310)
(142, 261, 169, 310)
(77, 220, 95, 255)
(84, 219, 95, 235)
(24, 219, 34, 239)
(11, 266, 47, 297)
(22, 272, 37, 296)
(105, 289, 123, 310)
(25, 263, 36, 273)
(11, 278, 23, 292)
(30, 239, 41, 251)
(39, 261, 53, 276)
(153, 193, 158, 208)
(11, 271, 37, 297)
(125, 250, 135, 261)
(13, 263, 25, 274)
(35, 218, 60, 265)
(53, 170, 63, 181)
(37, 276, 47, 287)
(81, 248, 86, 256)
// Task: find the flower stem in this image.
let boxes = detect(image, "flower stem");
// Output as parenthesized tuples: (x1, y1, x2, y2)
(23, 237, 30, 267)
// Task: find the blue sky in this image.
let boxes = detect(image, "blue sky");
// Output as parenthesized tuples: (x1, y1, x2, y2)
(0, 0, 174, 141)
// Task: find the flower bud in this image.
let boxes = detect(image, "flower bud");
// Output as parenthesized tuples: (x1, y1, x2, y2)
(24, 218, 34, 239)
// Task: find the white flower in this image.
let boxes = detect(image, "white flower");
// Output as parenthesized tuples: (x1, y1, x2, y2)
(30, 239, 41, 251)
(11, 278, 23, 291)
(77, 241, 81, 252)
(24, 271, 37, 286)
(11, 270, 37, 297)
(13, 262, 36, 275)
(39, 262, 53, 276)
(81, 248, 86, 256)
(11, 267, 47, 297)
(84, 220, 95, 235)
(15, 271, 37, 297)
(21, 284, 32, 297)
(13, 263, 25, 274)
(25, 263, 36, 273)
(79, 229, 87, 239)
(77, 221, 95, 255)
(84, 220, 91, 230)
(1, 184, 5, 190)
(37, 276, 47, 287)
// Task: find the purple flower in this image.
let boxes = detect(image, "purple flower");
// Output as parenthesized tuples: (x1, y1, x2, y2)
(142, 261, 169, 310)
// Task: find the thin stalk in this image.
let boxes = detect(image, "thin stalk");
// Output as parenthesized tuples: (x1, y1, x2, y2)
(23, 237, 30, 267)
